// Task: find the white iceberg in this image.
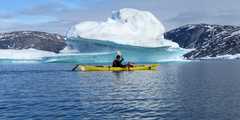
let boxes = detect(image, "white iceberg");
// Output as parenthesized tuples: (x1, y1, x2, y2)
(67, 8, 179, 48)
(0, 49, 56, 60)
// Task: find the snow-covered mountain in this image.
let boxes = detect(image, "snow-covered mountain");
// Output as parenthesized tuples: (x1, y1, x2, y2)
(164, 24, 240, 59)
(0, 31, 66, 53)
(67, 8, 178, 48)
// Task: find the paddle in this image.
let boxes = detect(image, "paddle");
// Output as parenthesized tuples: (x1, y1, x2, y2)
(116, 50, 122, 57)
(72, 65, 79, 71)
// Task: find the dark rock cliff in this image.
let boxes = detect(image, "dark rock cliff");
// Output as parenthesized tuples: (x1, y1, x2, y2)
(164, 24, 240, 59)
(0, 31, 66, 53)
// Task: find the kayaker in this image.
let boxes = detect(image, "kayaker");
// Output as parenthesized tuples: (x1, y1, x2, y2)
(112, 51, 133, 67)
(112, 55, 125, 67)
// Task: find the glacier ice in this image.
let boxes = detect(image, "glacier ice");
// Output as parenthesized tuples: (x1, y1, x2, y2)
(0, 49, 56, 60)
(67, 8, 179, 48)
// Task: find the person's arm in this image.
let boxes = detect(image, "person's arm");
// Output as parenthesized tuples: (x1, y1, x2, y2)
(120, 57, 124, 63)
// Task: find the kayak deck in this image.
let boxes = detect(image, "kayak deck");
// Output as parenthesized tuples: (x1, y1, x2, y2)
(73, 64, 159, 71)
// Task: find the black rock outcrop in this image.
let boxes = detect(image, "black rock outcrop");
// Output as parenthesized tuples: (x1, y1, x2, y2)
(0, 31, 66, 53)
(164, 24, 240, 59)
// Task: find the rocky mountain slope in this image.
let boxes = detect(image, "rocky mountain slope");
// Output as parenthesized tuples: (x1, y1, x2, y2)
(164, 24, 240, 59)
(0, 31, 66, 53)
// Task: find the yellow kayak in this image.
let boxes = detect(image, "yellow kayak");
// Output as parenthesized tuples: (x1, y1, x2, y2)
(72, 64, 159, 71)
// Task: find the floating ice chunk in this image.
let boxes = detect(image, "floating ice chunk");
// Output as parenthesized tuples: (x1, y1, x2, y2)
(67, 8, 178, 48)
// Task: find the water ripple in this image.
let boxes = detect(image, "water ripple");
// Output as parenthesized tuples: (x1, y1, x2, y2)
(1, 63, 240, 119)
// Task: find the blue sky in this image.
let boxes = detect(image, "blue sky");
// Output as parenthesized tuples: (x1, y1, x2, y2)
(1, 0, 240, 34)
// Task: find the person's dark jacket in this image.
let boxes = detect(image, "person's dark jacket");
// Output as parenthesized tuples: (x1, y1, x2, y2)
(112, 58, 124, 67)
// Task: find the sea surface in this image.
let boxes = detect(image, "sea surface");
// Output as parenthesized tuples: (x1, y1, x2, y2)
(0, 60, 240, 120)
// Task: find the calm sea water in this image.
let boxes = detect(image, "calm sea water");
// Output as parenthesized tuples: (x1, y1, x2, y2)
(0, 60, 240, 120)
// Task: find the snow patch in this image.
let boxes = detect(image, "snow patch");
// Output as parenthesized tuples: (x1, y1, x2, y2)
(231, 30, 240, 36)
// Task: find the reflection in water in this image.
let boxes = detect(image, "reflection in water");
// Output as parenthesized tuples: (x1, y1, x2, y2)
(112, 71, 123, 80)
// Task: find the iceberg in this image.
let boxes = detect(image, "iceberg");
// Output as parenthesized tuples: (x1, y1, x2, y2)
(0, 49, 56, 60)
(67, 8, 178, 48)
